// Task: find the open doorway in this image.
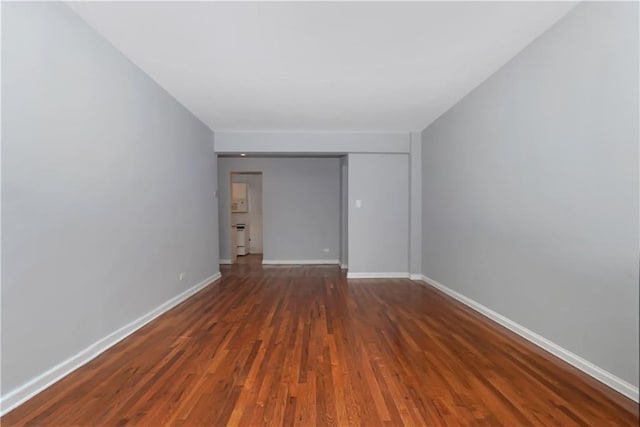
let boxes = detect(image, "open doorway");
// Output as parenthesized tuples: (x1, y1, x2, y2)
(230, 172, 263, 264)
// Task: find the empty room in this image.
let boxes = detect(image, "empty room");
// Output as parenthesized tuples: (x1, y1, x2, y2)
(1, 1, 638, 425)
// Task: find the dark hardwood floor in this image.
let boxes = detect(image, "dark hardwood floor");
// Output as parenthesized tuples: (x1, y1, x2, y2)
(2, 259, 638, 426)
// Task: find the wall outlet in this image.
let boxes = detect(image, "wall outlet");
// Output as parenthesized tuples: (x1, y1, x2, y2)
(179, 273, 185, 281)
(323, 248, 330, 253)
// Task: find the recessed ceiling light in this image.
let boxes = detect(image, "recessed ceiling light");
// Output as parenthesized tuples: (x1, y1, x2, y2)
(240, 153, 246, 157)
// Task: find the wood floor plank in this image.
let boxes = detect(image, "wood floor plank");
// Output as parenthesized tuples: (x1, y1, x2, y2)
(2, 255, 638, 426)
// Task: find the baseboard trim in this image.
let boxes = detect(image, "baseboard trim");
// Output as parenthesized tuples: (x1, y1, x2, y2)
(0, 272, 223, 416)
(413, 274, 639, 402)
(219, 259, 232, 265)
(262, 259, 339, 265)
(347, 272, 410, 279)
(340, 264, 348, 270)
(409, 274, 423, 281)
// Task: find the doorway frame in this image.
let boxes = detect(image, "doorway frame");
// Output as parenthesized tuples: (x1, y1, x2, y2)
(229, 171, 263, 264)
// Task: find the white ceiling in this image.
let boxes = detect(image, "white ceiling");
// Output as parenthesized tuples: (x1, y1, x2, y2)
(68, 1, 576, 132)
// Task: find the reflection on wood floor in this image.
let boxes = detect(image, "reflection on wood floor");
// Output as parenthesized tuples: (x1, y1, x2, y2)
(2, 262, 638, 426)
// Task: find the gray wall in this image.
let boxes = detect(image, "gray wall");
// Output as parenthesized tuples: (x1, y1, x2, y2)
(421, 1, 638, 387)
(409, 132, 422, 276)
(2, 2, 219, 395)
(218, 157, 341, 262)
(348, 154, 409, 275)
(340, 156, 349, 267)
(214, 131, 410, 154)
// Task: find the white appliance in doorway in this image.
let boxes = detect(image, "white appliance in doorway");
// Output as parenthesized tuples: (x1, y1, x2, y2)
(236, 224, 249, 255)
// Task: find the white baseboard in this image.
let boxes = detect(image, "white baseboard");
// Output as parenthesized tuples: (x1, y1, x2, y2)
(347, 272, 409, 279)
(0, 272, 223, 416)
(413, 274, 639, 402)
(409, 273, 423, 280)
(340, 264, 348, 270)
(219, 259, 232, 265)
(262, 259, 339, 265)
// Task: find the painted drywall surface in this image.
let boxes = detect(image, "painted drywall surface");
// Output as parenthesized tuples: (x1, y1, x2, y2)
(409, 132, 422, 276)
(247, 175, 263, 253)
(218, 157, 340, 262)
(1, 2, 218, 394)
(214, 132, 410, 154)
(421, 2, 639, 386)
(230, 173, 263, 253)
(340, 157, 348, 267)
(348, 154, 409, 274)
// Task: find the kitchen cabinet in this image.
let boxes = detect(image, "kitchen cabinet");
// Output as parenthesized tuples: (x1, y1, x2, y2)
(231, 183, 248, 213)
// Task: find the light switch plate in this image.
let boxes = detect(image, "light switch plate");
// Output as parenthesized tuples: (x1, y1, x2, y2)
(355, 199, 362, 208)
